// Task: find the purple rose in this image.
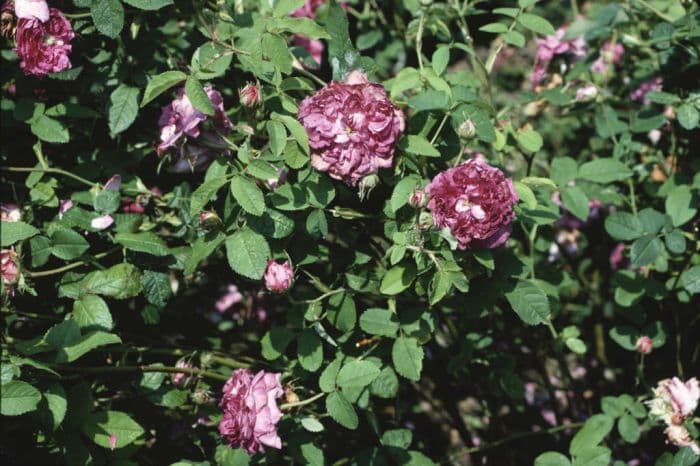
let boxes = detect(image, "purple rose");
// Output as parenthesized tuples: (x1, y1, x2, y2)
(298, 70, 405, 186)
(218, 369, 284, 454)
(531, 26, 587, 87)
(264, 260, 294, 293)
(15, 7, 73, 77)
(426, 157, 518, 250)
(629, 77, 663, 104)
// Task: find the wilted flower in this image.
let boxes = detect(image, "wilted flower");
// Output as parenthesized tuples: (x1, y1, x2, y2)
(103, 174, 121, 191)
(426, 157, 518, 250)
(297, 70, 405, 186)
(15, 7, 73, 77)
(264, 260, 294, 293)
(458, 119, 477, 140)
(14, 0, 48, 22)
(215, 284, 243, 313)
(629, 77, 663, 104)
(172, 360, 192, 387)
(531, 26, 587, 87)
(91, 214, 114, 230)
(664, 424, 700, 454)
(1, 248, 19, 285)
(239, 83, 261, 107)
(157, 87, 233, 172)
(219, 369, 284, 454)
(648, 377, 700, 425)
(1, 203, 21, 222)
(636, 336, 653, 354)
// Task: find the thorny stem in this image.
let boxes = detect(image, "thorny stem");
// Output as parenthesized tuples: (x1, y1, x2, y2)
(416, 11, 426, 72)
(49, 364, 230, 382)
(25, 248, 121, 278)
(430, 113, 451, 146)
(1, 166, 98, 189)
(280, 392, 325, 410)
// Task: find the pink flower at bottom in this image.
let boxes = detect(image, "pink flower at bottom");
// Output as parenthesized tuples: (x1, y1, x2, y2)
(665, 424, 700, 454)
(58, 199, 73, 219)
(264, 260, 294, 293)
(426, 157, 518, 250)
(15, 8, 74, 77)
(108, 434, 117, 450)
(218, 369, 284, 454)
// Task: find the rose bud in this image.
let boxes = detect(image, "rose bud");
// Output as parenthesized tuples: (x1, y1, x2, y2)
(1, 203, 21, 222)
(199, 211, 222, 231)
(239, 82, 261, 107)
(284, 386, 299, 405)
(264, 259, 294, 293)
(458, 119, 476, 140)
(635, 335, 653, 354)
(1, 248, 19, 285)
(408, 189, 426, 208)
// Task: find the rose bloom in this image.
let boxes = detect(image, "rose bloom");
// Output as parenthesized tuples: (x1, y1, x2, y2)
(591, 41, 624, 74)
(1, 248, 19, 285)
(264, 260, 294, 293)
(531, 26, 587, 87)
(157, 86, 233, 172)
(1, 203, 21, 222)
(648, 377, 700, 425)
(14, 0, 48, 22)
(297, 70, 405, 186)
(218, 369, 284, 454)
(426, 157, 518, 250)
(15, 7, 74, 77)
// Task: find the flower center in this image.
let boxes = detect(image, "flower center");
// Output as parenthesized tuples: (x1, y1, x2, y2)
(455, 197, 486, 219)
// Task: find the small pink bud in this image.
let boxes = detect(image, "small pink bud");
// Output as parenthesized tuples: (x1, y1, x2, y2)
(1, 248, 19, 285)
(58, 199, 73, 219)
(108, 433, 117, 450)
(408, 189, 426, 208)
(264, 260, 294, 293)
(172, 360, 192, 387)
(239, 83, 261, 107)
(91, 215, 114, 230)
(199, 211, 222, 231)
(636, 336, 653, 354)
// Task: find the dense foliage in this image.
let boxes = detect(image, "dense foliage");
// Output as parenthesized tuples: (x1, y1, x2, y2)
(1, 0, 699, 465)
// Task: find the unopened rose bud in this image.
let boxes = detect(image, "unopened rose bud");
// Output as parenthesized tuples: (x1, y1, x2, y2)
(199, 211, 222, 231)
(636, 336, 653, 354)
(575, 85, 598, 102)
(358, 174, 379, 201)
(191, 389, 212, 405)
(172, 360, 193, 387)
(458, 119, 476, 140)
(239, 83, 261, 108)
(264, 260, 294, 293)
(284, 386, 299, 405)
(408, 189, 426, 208)
(418, 211, 433, 230)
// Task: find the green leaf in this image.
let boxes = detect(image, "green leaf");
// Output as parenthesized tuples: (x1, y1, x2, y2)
(72, 295, 113, 331)
(381, 428, 413, 448)
(515, 127, 543, 153)
(267, 120, 287, 157)
(326, 391, 358, 429)
(665, 230, 687, 255)
(1, 220, 40, 246)
(184, 76, 215, 116)
(230, 176, 266, 216)
(323, 0, 360, 80)
(665, 186, 697, 227)
(617, 414, 640, 443)
(30, 115, 70, 143)
(370, 367, 399, 398)
(184, 231, 225, 276)
(29, 235, 52, 267)
(504, 30, 526, 47)
(399, 135, 441, 157)
(261, 327, 294, 360)
(189, 176, 228, 215)
(141, 71, 187, 107)
(432, 47, 450, 75)
(115, 232, 170, 256)
(298, 329, 323, 372)
(108, 85, 139, 134)
(1, 380, 42, 416)
(359, 308, 399, 337)
(226, 228, 270, 279)
(247, 159, 281, 181)
(262, 33, 293, 74)
(480, 22, 509, 33)
(93, 189, 121, 214)
(50, 229, 89, 260)
(681, 266, 700, 295)
(57, 331, 122, 362)
(380, 264, 417, 295)
(326, 292, 356, 332)
(141, 270, 173, 308)
(272, 113, 310, 155)
(605, 212, 644, 241)
(561, 186, 590, 221)
(570, 414, 614, 456)
(573, 447, 612, 466)
(672, 447, 700, 466)
(273, 0, 305, 17)
(91, 0, 125, 38)
(390, 175, 421, 212)
(677, 103, 699, 130)
(248, 209, 295, 239)
(301, 417, 324, 432)
(455, 103, 496, 142)
(123, 0, 173, 10)
(505, 279, 550, 325)
(336, 360, 380, 389)
(578, 159, 632, 183)
(517, 13, 556, 35)
(83, 410, 144, 449)
(630, 235, 663, 267)
(535, 452, 572, 466)
(80, 263, 143, 299)
(192, 42, 233, 80)
(43, 383, 67, 430)
(392, 337, 423, 381)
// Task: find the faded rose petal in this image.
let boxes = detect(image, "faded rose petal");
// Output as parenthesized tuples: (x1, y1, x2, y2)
(218, 369, 284, 454)
(58, 199, 73, 219)
(629, 77, 663, 104)
(15, 8, 73, 77)
(91, 215, 114, 230)
(426, 158, 518, 250)
(1, 203, 21, 222)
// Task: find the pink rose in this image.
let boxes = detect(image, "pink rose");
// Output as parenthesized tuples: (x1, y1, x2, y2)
(171, 360, 192, 387)
(1, 248, 19, 285)
(426, 157, 518, 250)
(215, 284, 243, 313)
(264, 260, 294, 293)
(629, 77, 663, 104)
(239, 82, 261, 107)
(218, 369, 284, 454)
(575, 85, 598, 102)
(635, 336, 653, 354)
(14, 0, 48, 22)
(297, 70, 405, 186)
(531, 26, 587, 87)
(649, 377, 700, 426)
(1, 203, 21, 222)
(15, 7, 73, 77)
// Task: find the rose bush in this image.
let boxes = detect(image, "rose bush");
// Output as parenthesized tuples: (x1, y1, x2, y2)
(1, 1, 699, 465)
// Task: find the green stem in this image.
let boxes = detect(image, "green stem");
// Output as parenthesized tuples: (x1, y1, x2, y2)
(49, 364, 230, 382)
(430, 113, 451, 146)
(305, 288, 346, 304)
(484, 9, 522, 74)
(1, 166, 98, 188)
(570, 0, 580, 17)
(280, 392, 325, 410)
(416, 11, 426, 72)
(295, 66, 326, 87)
(627, 178, 637, 215)
(635, 0, 675, 23)
(25, 248, 120, 278)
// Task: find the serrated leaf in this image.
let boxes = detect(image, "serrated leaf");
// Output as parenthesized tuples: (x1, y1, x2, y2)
(578, 158, 632, 183)
(570, 414, 614, 455)
(359, 308, 399, 337)
(72, 295, 113, 331)
(184, 76, 214, 116)
(91, 0, 125, 38)
(1, 380, 42, 416)
(326, 391, 358, 429)
(50, 229, 89, 260)
(30, 115, 69, 143)
(57, 331, 122, 362)
(123, 0, 173, 10)
(336, 360, 380, 389)
(518, 13, 556, 35)
(399, 135, 441, 157)
(83, 410, 144, 449)
(114, 232, 170, 256)
(380, 264, 417, 295)
(141, 71, 187, 107)
(505, 279, 550, 325)
(298, 329, 323, 372)
(230, 176, 265, 216)
(2, 221, 40, 246)
(225, 229, 270, 279)
(80, 263, 142, 299)
(392, 337, 423, 381)
(108, 85, 139, 134)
